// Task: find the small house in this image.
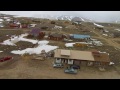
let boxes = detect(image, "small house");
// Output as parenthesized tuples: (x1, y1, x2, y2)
(9, 23, 20, 28)
(21, 24, 28, 28)
(29, 28, 45, 39)
(48, 33, 67, 41)
(51, 21, 55, 24)
(29, 28, 41, 37)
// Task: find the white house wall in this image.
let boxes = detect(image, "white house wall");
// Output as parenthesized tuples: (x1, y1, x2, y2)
(56, 58, 61, 63)
(68, 59, 73, 65)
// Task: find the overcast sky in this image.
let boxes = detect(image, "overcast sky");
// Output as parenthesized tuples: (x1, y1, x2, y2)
(0, 11, 120, 22)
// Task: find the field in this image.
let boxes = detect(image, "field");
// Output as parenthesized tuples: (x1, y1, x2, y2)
(0, 21, 120, 79)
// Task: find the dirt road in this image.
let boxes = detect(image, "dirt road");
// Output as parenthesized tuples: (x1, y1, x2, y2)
(92, 29, 120, 50)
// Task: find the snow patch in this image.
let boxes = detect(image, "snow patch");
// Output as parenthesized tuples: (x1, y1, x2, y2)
(109, 62, 114, 65)
(93, 23, 104, 28)
(1, 39, 17, 46)
(104, 30, 109, 32)
(54, 25, 62, 29)
(0, 19, 3, 22)
(29, 24, 37, 27)
(6, 19, 11, 21)
(65, 42, 92, 47)
(114, 29, 120, 32)
(0, 51, 3, 53)
(1, 33, 39, 46)
(102, 34, 108, 36)
(80, 17, 85, 21)
(65, 43, 75, 47)
(11, 40, 58, 55)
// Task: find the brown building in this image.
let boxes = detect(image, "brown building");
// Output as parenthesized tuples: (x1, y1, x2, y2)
(54, 49, 110, 66)
(48, 33, 67, 41)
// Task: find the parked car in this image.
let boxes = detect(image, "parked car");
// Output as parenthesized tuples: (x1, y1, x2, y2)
(70, 65, 80, 69)
(0, 56, 13, 62)
(64, 68, 78, 74)
(53, 63, 64, 68)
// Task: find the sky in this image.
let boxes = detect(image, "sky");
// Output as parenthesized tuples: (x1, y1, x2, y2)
(0, 11, 120, 22)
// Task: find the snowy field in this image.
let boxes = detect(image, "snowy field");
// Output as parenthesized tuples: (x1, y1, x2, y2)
(0, 33, 58, 55)
(11, 40, 58, 55)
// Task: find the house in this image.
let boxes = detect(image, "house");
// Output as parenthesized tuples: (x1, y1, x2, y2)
(54, 49, 110, 66)
(21, 23, 28, 28)
(8, 20, 21, 28)
(29, 28, 45, 39)
(29, 28, 41, 37)
(70, 34, 91, 41)
(48, 33, 67, 41)
(9, 23, 20, 28)
(51, 21, 55, 24)
(64, 21, 70, 24)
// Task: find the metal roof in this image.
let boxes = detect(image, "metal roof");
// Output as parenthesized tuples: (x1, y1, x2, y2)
(73, 34, 90, 39)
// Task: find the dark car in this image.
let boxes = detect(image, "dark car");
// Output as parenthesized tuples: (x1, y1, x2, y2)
(0, 56, 13, 62)
(70, 65, 80, 69)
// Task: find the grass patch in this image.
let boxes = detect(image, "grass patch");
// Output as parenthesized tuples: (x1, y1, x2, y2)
(0, 30, 23, 36)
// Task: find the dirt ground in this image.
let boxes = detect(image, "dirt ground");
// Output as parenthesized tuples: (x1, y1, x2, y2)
(0, 45, 120, 79)
(0, 54, 120, 79)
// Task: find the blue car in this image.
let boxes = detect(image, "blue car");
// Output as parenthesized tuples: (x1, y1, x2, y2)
(64, 68, 78, 74)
